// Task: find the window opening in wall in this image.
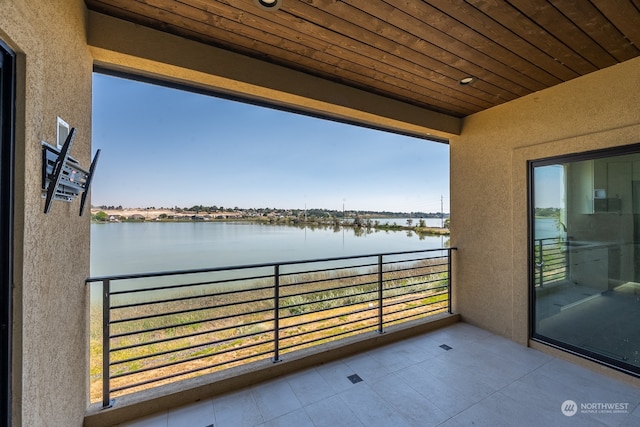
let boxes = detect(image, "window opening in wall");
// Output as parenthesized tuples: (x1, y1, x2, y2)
(89, 71, 452, 403)
(530, 145, 640, 376)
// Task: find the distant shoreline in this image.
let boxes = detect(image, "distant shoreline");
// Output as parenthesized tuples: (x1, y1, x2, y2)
(90, 208, 450, 236)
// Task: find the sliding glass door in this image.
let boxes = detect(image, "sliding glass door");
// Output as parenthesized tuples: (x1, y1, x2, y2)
(530, 145, 640, 376)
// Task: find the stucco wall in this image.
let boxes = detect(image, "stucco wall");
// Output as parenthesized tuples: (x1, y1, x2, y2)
(450, 57, 640, 344)
(0, 1, 92, 425)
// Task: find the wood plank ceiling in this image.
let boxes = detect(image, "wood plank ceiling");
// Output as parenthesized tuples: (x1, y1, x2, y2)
(85, 0, 640, 118)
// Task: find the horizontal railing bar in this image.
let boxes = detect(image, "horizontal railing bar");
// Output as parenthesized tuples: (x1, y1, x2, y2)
(280, 323, 378, 351)
(383, 282, 448, 294)
(543, 261, 566, 267)
(280, 289, 379, 312)
(383, 268, 447, 279)
(542, 260, 566, 264)
(111, 284, 275, 309)
(279, 261, 379, 280)
(279, 271, 377, 290)
(384, 302, 448, 318)
(382, 306, 446, 325)
(384, 295, 446, 310)
(111, 329, 273, 366)
(383, 271, 446, 282)
(541, 272, 566, 278)
(109, 274, 274, 297)
(280, 313, 378, 342)
(110, 349, 274, 393)
(383, 262, 447, 274)
(111, 338, 272, 380)
(385, 258, 447, 272)
(386, 287, 448, 300)
(280, 304, 377, 328)
(110, 296, 274, 325)
(382, 257, 448, 268)
(383, 275, 447, 288)
(382, 291, 448, 310)
(111, 317, 274, 352)
(281, 267, 446, 296)
(382, 290, 447, 305)
(281, 280, 377, 301)
(87, 248, 455, 283)
(280, 291, 377, 316)
(110, 306, 274, 338)
(385, 304, 448, 319)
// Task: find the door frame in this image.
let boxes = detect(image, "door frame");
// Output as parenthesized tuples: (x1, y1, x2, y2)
(0, 39, 16, 427)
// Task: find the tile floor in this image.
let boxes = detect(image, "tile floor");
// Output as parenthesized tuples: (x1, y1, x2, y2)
(118, 323, 640, 427)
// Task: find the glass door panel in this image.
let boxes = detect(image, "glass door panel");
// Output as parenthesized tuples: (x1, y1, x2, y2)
(531, 148, 640, 376)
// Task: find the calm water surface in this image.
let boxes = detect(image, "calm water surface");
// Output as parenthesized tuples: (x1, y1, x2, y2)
(534, 217, 565, 240)
(90, 221, 449, 277)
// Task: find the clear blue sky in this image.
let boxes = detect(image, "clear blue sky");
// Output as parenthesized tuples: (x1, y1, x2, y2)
(91, 73, 450, 213)
(535, 165, 565, 209)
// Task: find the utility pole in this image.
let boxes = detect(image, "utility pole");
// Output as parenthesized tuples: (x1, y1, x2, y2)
(441, 195, 444, 228)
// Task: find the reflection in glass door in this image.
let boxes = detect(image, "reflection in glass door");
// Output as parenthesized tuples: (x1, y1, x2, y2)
(531, 147, 640, 376)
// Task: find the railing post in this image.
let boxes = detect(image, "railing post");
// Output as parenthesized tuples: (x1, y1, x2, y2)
(447, 249, 453, 314)
(273, 264, 281, 362)
(102, 279, 112, 408)
(378, 255, 384, 334)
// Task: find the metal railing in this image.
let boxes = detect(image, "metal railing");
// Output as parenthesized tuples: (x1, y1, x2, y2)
(534, 238, 567, 287)
(87, 248, 455, 407)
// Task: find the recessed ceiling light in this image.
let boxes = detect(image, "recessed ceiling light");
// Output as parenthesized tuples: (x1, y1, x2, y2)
(255, 0, 282, 10)
(459, 77, 476, 85)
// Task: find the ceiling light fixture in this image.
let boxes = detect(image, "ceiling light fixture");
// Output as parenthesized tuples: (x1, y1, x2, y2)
(255, 0, 282, 10)
(459, 76, 476, 85)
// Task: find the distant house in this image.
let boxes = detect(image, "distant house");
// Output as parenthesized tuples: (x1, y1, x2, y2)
(129, 214, 145, 221)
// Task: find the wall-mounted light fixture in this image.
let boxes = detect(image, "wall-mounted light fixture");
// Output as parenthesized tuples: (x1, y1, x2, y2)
(254, 0, 282, 11)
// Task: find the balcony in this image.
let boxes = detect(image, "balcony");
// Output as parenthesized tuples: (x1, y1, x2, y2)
(86, 248, 456, 423)
(83, 247, 640, 426)
(112, 322, 640, 427)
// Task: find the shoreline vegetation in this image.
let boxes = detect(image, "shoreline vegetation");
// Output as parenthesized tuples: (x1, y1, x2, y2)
(90, 206, 450, 236)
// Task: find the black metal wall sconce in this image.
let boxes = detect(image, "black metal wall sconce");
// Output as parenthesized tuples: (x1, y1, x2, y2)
(41, 127, 100, 215)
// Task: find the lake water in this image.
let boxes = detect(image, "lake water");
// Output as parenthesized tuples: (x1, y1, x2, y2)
(534, 217, 565, 240)
(90, 221, 450, 277)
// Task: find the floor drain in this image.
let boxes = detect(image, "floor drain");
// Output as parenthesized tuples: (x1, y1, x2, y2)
(439, 344, 452, 351)
(347, 374, 363, 384)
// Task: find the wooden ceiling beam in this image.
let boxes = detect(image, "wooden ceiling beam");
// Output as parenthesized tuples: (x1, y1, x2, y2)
(87, 11, 463, 139)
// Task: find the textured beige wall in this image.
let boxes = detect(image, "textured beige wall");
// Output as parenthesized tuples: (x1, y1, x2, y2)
(451, 57, 640, 344)
(0, 1, 92, 425)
